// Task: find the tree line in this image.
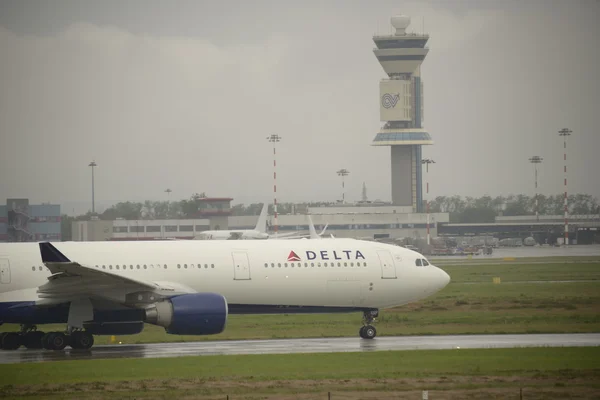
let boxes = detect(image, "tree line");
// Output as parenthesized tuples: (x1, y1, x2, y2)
(429, 193, 599, 223)
(60, 193, 598, 240)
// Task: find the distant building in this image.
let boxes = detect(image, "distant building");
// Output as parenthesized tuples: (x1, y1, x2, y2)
(0, 198, 61, 242)
(372, 15, 432, 211)
(72, 218, 211, 241)
(71, 197, 232, 241)
(71, 204, 449, 241)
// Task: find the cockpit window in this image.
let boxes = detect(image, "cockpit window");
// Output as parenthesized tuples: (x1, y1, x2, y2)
(415, 259, 422, 266)
(422, 259, 430, 266)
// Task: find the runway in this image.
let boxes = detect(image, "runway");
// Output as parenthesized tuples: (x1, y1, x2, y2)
(1, 333, 599, 364)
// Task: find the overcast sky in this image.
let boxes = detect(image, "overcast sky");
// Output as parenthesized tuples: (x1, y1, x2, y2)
(0, 0, 598, 214)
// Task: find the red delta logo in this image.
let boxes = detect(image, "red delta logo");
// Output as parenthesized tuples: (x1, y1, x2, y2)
(287, 251, 301, 262)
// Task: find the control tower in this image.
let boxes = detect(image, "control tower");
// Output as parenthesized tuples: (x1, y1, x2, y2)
(372, 15, 432, 211)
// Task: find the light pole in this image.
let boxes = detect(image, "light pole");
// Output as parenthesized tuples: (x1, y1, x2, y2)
(528, 156, 543, 221)
(88, 161, 97, 214)
(558, 128, 572, 245)
(336, 169, 350, 203)
(421, 158, 435, 245)
(267, 134, 281, 237)
(165, 189, 172, 219)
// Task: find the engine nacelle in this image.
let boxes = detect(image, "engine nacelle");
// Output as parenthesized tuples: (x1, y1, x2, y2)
(144, 293, 228, 335)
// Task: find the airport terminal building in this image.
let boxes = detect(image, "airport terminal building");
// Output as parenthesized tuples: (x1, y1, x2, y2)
(0, 199, 61, 242)
(71, 202, 448, 241)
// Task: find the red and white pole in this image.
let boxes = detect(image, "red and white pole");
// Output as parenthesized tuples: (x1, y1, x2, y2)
(273, 145, 278, 236)
(558, 128, 572, 245)
(267, 134, 281, 237)
(422, 159, 435, 246)
(426, 181, 430, 245)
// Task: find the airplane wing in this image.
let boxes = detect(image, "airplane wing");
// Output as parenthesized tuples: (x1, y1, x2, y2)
(37, 242, 180, 305)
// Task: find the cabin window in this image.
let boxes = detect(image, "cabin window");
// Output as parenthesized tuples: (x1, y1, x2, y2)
(285, 263, 288, 268)
(211, 264, 214, 269)
(264, 263, 268, 268)
(304, 263, 308, 268)
(364, 262, 368, 267)
(271, 263, 275, 268)
(136, 265, 140, 269)
(290, 263, 294, 268)
(163, 265, 167, 269)
(416, 259, 422, 266)
(184, 264, 188, 269)
(143, 265, 147, 269)
(278, 263, 282, 268)
(323, 262, 327, 267)
(205, 264, 209, 269)
(356, 262, 361, 267)
(344, 262, 348, 267)
(338, 262, 341, 267)
(32, 266, 35, 271)
(109, 265, 113, 270)
(350, 263, 354, 267)
(102, 265, 106, 269)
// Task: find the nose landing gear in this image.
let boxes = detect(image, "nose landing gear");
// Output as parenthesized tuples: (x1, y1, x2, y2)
(359, 309, 378, 339)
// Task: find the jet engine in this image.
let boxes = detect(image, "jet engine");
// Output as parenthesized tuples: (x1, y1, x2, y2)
(144, 293, 228, 335)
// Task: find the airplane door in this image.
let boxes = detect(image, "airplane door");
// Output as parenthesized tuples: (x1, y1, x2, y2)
(0, 258, 10, 284)
(377, 250, 397, 279)
(232, 252, 251, 280)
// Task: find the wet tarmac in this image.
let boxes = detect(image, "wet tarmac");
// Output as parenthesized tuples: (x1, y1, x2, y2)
(1, 333, 599, 364)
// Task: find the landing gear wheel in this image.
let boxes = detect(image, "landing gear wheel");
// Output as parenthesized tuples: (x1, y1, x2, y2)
(23, 331, 45, 349)
(48, 332, 68, 351)
(358, 309, 378, 339)
(70, 331, 94, 350)
(361, 325, 377, 339)
(41, 332, 53, 350)
(1, 332, 22, 350)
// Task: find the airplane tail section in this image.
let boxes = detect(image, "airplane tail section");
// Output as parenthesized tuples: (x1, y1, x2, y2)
(319, 224, 329, 237)
(39, 242, 71, 263)
(255, 203, 269, 233)
(308, 215, 319, 239)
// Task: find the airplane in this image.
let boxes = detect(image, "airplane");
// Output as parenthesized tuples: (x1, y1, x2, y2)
(307, 215, 329, 239)
(271, 215, 329, 240)
(195, 203, 298, 240)
(0, 238, 450, 350)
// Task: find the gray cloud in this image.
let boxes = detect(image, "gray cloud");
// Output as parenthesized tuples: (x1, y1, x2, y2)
(0, 0, 598, 214)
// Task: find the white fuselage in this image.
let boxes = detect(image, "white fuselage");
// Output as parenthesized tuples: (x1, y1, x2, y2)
(0, 238, 449, 311)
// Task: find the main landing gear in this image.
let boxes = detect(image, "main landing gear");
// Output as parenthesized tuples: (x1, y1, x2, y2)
(359, 309, 378, 339)
(0, 325, 94, 351)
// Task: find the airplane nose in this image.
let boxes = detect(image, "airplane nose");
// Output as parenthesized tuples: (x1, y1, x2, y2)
(441, 268, 451, 286)
(434, 267, 450, 290)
